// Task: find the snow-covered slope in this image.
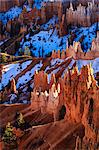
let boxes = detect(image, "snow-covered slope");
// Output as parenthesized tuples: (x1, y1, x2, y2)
(34, 0, 49, 9)
(0, 6, 22, 25)
(76, 58, 99, 74)
(20, 29, 67, 57)
(0, 60, 32, 90)
(0, 0, 50, 24)
(1, 57, 99, 92)
(74, 23, 98, 52)
(1, 56, 99, 104)
(16, 61, 43, 88)
(19, 20, 98, 57)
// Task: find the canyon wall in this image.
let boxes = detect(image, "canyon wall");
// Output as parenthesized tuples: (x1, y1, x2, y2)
(0, 0, 25, 12)
(66, 2, 99, 27)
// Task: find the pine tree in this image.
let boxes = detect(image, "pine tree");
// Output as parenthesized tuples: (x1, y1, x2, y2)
(19, 48, 23, 55)
(17, 113, 25, 128)
(3, 122, 17, 144)
(1, 54, 7, 63)
(24, 46, 31, 56)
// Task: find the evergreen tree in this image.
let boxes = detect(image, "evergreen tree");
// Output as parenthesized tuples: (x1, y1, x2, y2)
(1, 54, 7, 63)
(24, 46, 31, 56)
(17, 113, 25, 128)
(19, 48, 23, 55)
(3, 122, 17, 144)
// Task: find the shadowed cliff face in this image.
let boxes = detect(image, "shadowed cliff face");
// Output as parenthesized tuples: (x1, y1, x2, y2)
(0, 0, 25, 12)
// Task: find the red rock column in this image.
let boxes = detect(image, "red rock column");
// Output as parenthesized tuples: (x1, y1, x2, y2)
(10, 78, 17, 93)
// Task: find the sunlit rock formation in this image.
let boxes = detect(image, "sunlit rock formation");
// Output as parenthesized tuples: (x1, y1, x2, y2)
(31, 64, 99, 123)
